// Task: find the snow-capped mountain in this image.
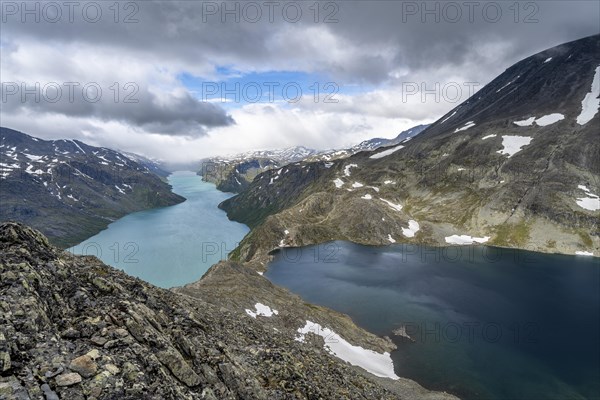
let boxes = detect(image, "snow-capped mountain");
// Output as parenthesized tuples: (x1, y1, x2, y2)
(0, 127, 184, 247)
(201, 127, 429, 192)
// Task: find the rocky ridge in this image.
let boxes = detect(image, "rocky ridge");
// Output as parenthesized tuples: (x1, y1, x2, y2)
(0, 128, 185, 248)
(0, 222, 458, 400)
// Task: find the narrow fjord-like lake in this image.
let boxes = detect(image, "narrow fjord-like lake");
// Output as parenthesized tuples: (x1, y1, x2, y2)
(69, 171, 249, 288)
(266, 242, 599, 400)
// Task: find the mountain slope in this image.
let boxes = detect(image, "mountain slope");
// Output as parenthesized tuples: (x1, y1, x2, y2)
(0, 128, 185, 247)
(221, 34, 600, 265)
(199, 146, 317, 193)
(0, 222, 457, 400)
(201, 126, 429, 194)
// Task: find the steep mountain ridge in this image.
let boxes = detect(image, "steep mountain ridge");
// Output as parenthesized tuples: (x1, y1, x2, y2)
(0, 222, 457, 400)
(221, 35, 600, 266)
(0, 128, 185, 247)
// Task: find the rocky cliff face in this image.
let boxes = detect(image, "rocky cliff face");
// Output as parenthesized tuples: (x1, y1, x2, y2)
(221, 35, 600, 265)
(0, 222, 457, 400)
(0, 128, 185, 248)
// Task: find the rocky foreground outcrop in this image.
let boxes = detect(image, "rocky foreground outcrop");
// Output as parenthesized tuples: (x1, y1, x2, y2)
(0, 222, 458, 400)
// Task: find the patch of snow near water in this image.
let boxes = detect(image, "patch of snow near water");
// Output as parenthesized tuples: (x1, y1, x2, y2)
(497, 136, 532, 157)
(387, 235, 396, 243)
(369, 144, 404, 159)
(295, 321, 399, 380)
(576, 65, 600, 125)
(401, 220, 420, 238)
(575, 251, 594, 256)
(454, 121, 476, 133)
(245, 303, 278, 318)
(445, 235, 490, 245)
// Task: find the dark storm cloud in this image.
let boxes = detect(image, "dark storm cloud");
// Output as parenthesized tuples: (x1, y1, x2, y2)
(2, 1, 597, 83)
(0, 0, 598, 146)
(1, 81, 234, 137)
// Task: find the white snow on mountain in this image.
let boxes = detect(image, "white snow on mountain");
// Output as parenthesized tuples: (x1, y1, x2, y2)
(577, 65, 600, 125)
(454, 121, 476, 133)
(369, 144, 404, 159)
(497, 136, 533, 157)
(295, 320, 398, 380)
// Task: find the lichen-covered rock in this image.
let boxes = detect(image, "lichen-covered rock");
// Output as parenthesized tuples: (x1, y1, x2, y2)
(69, 355, 97, 378)
(55, 373, 82, 387)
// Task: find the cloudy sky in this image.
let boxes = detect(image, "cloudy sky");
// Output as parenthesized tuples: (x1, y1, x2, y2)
(1, 1, 598, 161)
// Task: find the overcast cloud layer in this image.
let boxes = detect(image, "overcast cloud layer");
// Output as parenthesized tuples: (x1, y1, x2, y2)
(1, 0, 598, 161)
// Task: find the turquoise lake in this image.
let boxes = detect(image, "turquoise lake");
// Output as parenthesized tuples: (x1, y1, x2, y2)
(69, 171, 249, 288)
(266, 242, 600, 400)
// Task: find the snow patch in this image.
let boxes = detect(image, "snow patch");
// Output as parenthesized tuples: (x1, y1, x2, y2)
(497, 136, 532, 157)
(379, 198, 402, 211)
(369, 144, 404, 159)
(535, 113, 565, 126)
(401, 220, 420, 238)
(245, 303, 279, 319)
(576, 65, 600, 125)
(513, 117, 535, 127)
(481, 134, 497, 140)
(576, 197, 600, 211)
(344, 164, 358, 177)
(440, 110, 457, 124)
(24, 153, 43, 161)
(295, 321, 399, 380)
(352, 182, 364, 188)
(445, 235, 490, 245)
(544, 57, 553, 63)
(454, 121, 476, 133)
(575, 184, 600, 210)
(387, 235, 396, 243)
(361, 194, 372, 200)
(333, 178, 344, 188)
(514, 114, 564, 127)
(575, 251, 594, 256)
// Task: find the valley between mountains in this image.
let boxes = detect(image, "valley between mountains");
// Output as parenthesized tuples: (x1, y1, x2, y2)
(0, 34, 599, 400)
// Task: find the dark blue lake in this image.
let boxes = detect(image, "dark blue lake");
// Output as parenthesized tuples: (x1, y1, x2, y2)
(266, 242, 600, 400)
